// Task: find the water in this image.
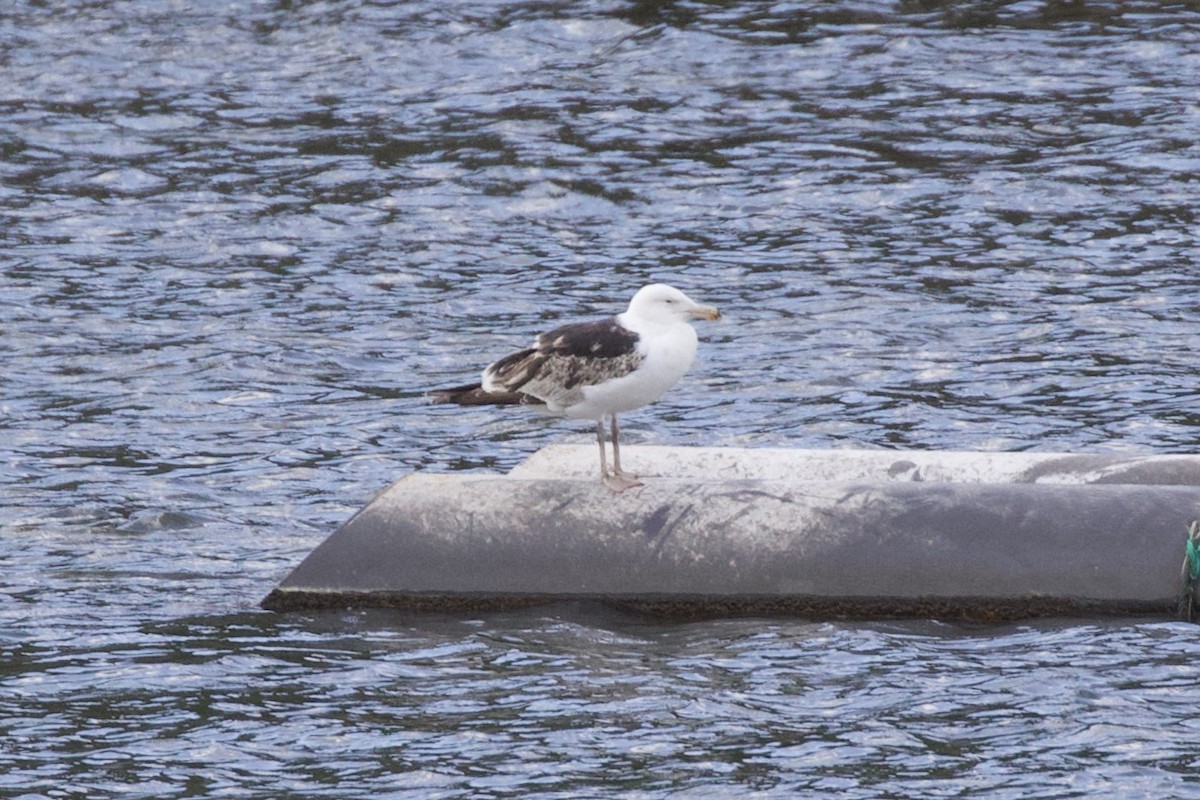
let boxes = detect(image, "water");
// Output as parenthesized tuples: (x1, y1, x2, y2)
(3, 0, 1200, 796)
(5, 613, 1198, 798)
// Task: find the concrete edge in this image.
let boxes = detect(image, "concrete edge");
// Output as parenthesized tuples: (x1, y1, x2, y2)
(260, 588, 1179, 623)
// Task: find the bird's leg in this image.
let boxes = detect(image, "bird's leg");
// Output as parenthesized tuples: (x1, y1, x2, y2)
(595, 419, 611, 479)
(612, 415, 658, 481)
(604, 415, 642, 491)
(610, 415, 635, 480)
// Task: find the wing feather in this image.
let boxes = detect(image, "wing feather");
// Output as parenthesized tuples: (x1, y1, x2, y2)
(483, 319, 643, 408)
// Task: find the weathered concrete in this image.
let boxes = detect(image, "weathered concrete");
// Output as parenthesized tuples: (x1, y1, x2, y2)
(262, 446, 1200, 620)
(512, 444, 1200, 486)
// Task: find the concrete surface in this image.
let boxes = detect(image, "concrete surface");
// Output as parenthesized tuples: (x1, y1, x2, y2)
(262, 446, 1200, 620)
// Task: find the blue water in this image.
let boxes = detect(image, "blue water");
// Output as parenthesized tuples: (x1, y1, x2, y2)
(4, 1, 1200, 796)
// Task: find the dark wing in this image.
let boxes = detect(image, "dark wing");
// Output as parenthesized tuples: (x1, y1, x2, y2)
(536, 319, 641, 360)
(483, 319, 643, 405)
(428, 381, 542, 406)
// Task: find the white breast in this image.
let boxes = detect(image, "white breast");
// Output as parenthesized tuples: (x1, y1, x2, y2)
(563, 322, 698, 420)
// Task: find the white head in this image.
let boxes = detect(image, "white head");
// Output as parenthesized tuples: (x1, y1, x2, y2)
(624, 283, 721, 326)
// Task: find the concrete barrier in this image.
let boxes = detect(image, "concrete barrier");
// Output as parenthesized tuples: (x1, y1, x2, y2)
(261, 446, 1200, 620)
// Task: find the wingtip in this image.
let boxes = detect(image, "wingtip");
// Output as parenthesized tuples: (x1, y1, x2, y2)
(428, 383, 482, 405)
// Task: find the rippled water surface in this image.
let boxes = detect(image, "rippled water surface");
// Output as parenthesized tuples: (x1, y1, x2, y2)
(4, 1, 1200, 796)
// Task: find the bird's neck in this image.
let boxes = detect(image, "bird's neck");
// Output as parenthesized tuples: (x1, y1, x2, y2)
(616, 311, 683, 337)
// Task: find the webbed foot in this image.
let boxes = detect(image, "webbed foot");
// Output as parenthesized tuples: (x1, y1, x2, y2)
(603, 472, 644, 492)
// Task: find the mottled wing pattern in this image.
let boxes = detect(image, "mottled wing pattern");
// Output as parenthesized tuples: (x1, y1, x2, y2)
(484, 319, 643, 408)
(536, 320, 642, 360)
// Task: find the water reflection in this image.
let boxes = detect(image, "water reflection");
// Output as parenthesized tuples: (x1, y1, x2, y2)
(5, 608, 1199, 796)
